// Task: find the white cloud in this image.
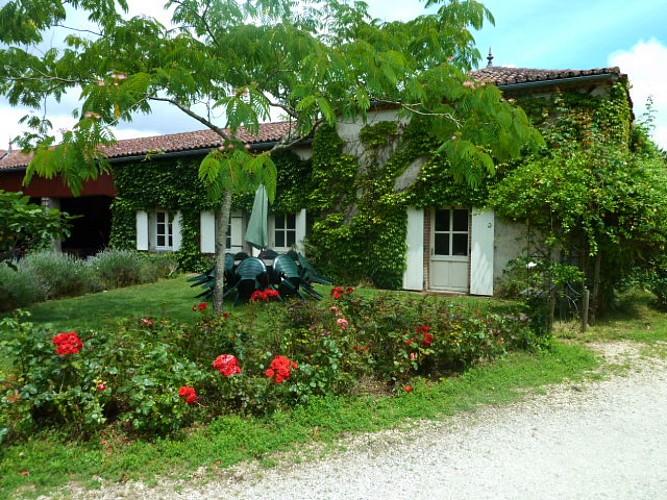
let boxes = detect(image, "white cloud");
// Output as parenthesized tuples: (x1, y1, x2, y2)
(0, 105, 79, 150)
(609, 38, 667, 149)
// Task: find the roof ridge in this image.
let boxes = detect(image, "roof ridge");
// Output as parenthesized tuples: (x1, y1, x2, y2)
(470, 65, 623, 86)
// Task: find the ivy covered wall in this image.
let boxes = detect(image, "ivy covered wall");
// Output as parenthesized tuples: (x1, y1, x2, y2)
(109, 151, 311, 272)
(107, 78, 636, 292)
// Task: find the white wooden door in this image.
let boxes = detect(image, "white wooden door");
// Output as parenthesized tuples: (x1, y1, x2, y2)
(470, 208, 495, 296)
(403, 207, 424, 290)
(430, 208, 469, 292)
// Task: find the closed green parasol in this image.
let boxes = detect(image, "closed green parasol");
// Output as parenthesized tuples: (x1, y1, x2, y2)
(245, 184, 269, 250)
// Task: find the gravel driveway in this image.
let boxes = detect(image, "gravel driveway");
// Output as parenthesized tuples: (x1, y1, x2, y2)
(65, 343, 667, 500)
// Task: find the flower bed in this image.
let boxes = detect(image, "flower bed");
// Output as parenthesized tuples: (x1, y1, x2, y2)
(0, 289, 546, 444)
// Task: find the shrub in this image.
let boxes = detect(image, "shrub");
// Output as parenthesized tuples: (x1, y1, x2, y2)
(91, 250, 180, 290)
(624, 259, 667, 311)
(142, 252, 179, 280)
(90, 249, 145, 289)
(20, 251, 95, 300)
(0, 314, 212, 440)
(0, 263, 45, 312)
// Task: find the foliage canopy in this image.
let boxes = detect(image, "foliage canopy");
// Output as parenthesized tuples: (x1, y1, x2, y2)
(1, 0, 541, 190)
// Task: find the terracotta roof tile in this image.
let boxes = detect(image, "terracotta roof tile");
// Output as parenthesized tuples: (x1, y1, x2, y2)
(470, 66, 622, 86)
(0, 121, 296, 170)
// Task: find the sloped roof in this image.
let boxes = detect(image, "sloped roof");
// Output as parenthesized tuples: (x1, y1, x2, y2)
(471, 66, 623, 86)
(0, 121, 295, 170)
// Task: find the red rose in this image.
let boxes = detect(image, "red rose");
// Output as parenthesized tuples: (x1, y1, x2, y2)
(97, 382, 107, 392)
(178, 386, 198, 404)
(53, 332, 83, 356)
(404, 385, 414, 393)
(421, 332, 434, 347)
(212, 354, 242, 376)
(265, 355, 298, 383)
(250, 290, 268, 301)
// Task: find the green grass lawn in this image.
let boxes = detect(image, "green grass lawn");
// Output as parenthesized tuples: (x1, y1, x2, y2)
(11, 278, 515, 333)
(16, 277, 203, 332)
(1, 284, 665, 499)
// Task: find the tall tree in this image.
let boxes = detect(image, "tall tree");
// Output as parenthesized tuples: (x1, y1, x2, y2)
(0, 0, 542, 312)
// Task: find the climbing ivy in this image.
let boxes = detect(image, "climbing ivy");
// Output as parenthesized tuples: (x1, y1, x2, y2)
(109, 158, 216, 271)
(107, 78, 647, 298)
(489, 81, 667, 314)
(109, 151, 312, 272)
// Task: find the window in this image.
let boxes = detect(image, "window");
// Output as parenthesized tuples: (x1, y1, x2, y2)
(226, 220, 233, 249)
(433, 208, 469, 257)
(137, 210, 182, 252)
(273, 213, 297, 249)
(155, 211, 173, 249)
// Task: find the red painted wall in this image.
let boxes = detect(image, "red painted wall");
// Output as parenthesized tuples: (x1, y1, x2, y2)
(0, 170, 117, 197)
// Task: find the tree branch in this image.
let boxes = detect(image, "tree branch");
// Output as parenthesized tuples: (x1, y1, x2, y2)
(169, 0, 221, 48)
(269, 118, 323, 153)
(374, 99, 465, 127)
(267, 100, 298, 119)
(53, 24, 103, 38)
(147, 95, 232, 141)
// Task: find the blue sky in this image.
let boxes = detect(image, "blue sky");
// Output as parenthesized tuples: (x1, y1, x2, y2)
(369, 0, 667, 146)
(1, 0, 666, 148)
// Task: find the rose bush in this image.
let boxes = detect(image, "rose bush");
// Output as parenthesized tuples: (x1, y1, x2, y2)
(0, 289, 543, 444)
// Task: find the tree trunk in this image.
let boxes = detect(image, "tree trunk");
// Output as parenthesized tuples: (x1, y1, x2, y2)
(590, 251, 602, 325)
(213, 189, 233, 313)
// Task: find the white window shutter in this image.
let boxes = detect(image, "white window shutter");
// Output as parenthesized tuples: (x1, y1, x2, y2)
(136, 211, 149, 251)
(172, 211, 183, 251)
(200, 211, 216, 253)
(295, 209, 307, 252)
(403, 207, 424, 291)
(230, 211, 244, 251)
(470, 208, 495, 296)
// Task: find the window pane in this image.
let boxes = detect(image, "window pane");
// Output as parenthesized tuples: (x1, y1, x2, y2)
(157, 235, 165, 247)
(452, 234, 468, 256)
(157, 212, 166, 224)
(453, 209, 468, 232)
(434, 234, 449, 255)
(435, 209, 450, 232)
(226, 222, 232, 249)
(275, 216, 285, 229)
(286, 214, 296, 228)
(275, 232, 285, 247)
(286, 231, 296, 247)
